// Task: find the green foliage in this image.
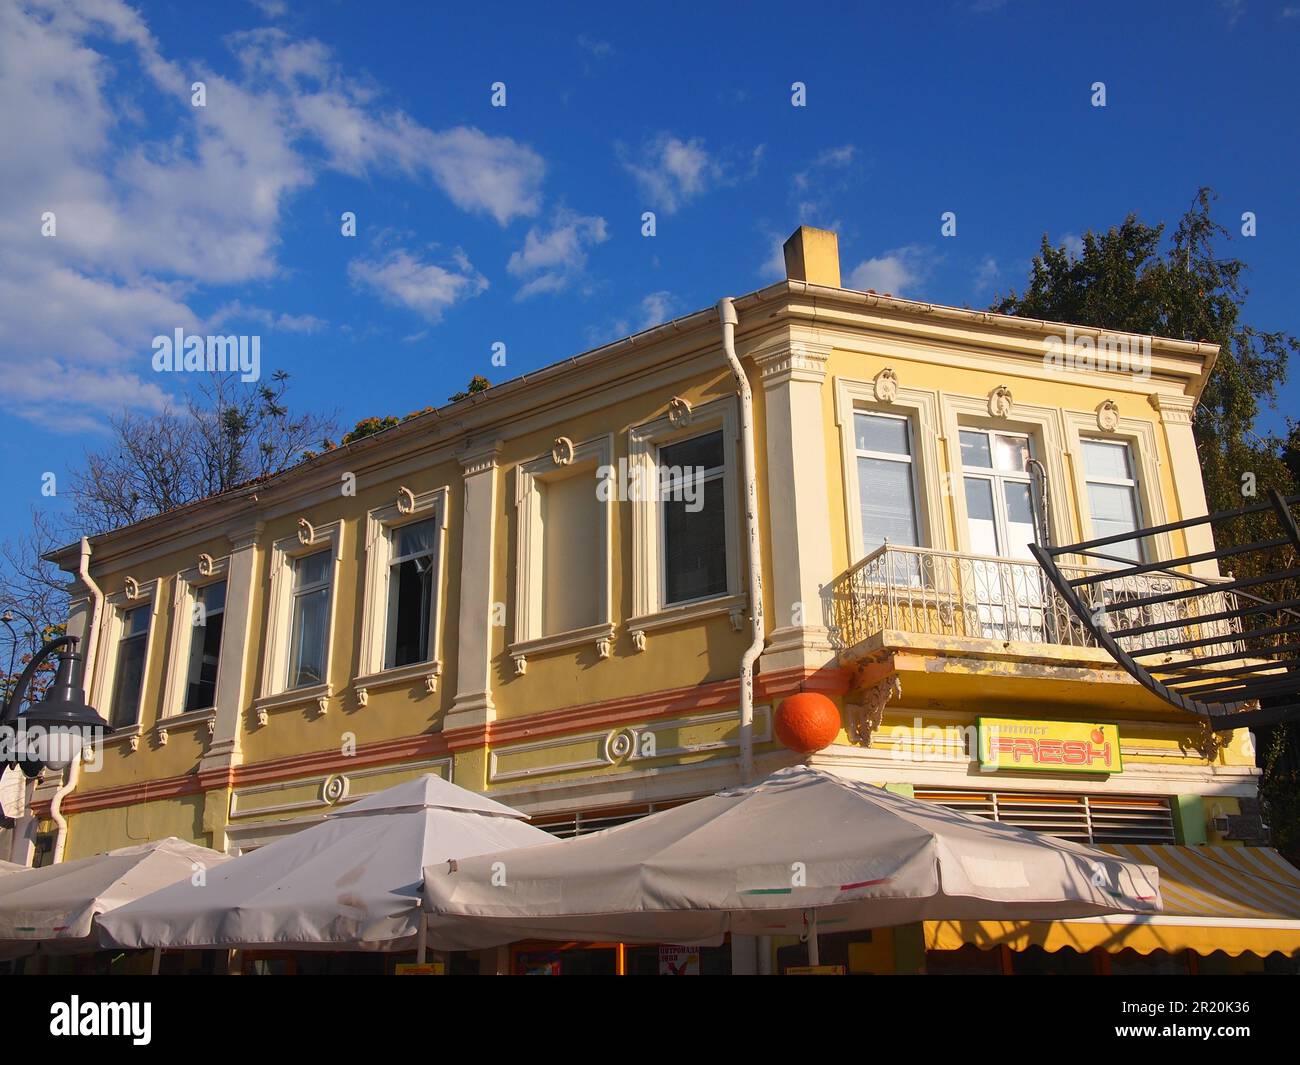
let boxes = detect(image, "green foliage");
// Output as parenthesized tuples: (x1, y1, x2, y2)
(997, 187, 1300, 854)
(449, 375, 492, 403)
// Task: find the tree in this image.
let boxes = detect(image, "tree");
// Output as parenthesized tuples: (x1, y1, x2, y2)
(995, 188, 1300, 862)
(69, 371, 336, 533)
(0, 372, 336, 699)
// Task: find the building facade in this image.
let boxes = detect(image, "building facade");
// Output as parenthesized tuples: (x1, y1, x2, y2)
(21, 226, 1284, 973)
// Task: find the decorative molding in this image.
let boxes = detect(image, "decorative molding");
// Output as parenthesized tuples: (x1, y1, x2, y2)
(321, 773, 349, 805)
(161, 556, 230, 720)
(356, 688, 369, 708)
(512, 655, 527, 677)
(1096, 398, 1121, 433)
(836, 376, 947, 557)
(596, 636, 612, 659)
(489, 706, 774, 784)
(752, 340, 832, 386)
(1148, 392, 1196, 425)
(667, 396, 693, 427)
(728, 605, 746, 632)
(628, 396, 742, 622)
(631, 629, 647, 653)
(458, 439, 502, 476)
(355, 486, 449, 686)
(513, 435, 614, 658)
(259, 521, 345, 704)
(987, 384, 1014, 419)
(873, 367, 899, 404)
(846, 675, 901, 745)
(551, 436, 575, 466)
(123, 576, 141, 600)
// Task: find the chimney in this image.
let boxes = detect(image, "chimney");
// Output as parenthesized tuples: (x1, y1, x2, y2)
(782, 226, 841, 288)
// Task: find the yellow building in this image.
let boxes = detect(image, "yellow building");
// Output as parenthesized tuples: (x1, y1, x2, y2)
(27, 225, 1297, 974)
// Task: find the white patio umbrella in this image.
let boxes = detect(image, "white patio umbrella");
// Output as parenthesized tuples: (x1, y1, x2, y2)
(0, 860, 26, 875)
(0, 837, 227, 956)
(421, 766, 1162, 956)
(98, 774, 557, 952)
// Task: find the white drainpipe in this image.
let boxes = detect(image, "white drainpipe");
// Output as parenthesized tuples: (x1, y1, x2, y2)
(718, 298, 763, 783)
(50, 537, 103, 863)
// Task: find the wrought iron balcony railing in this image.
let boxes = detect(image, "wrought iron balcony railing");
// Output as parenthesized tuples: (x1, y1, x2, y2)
(821, 544, 1241, 659)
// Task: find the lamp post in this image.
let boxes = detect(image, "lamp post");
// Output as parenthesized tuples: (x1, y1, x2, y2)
(0, 635, 112, 829)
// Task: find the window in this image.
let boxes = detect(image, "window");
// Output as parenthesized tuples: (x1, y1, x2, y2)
(1081, 439, 1144, 563)
(959, 428, 1037, 560)
(628, 398, 741, 632)
(288, 551, 331, 689)
(660, 431, 728, 605)
(854, 412, 919, 552)
(111, 606, 150, 728)
(386, 519, 436, 669)
(183, 580, 226, 712)
(511, 439, 613, 670)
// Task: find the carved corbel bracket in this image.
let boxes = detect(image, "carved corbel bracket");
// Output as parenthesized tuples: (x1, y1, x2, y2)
(845, 675, 901, 746)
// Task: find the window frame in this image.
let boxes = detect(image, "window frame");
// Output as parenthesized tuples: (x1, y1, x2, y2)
(627, 398, 744, 640)
(90, 578, 161, 740)
(1061, 410, 1171, 565)
(851, 409, 924, 557)
(940, 394, 1072, 557)
(257, 519, 345, 716)
(958, 426, 1037, 560)
(510, 435, 615, 671)
(355, 488, 450, 699)
(161, 555, 230, 720)
(835, 376, 945, 564)
(1079, 437, 1147, 564)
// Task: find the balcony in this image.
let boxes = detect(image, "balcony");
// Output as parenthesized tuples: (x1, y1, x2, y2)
(820, 545, 1242, 716)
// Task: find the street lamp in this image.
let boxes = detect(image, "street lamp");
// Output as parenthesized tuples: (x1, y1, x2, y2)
(0, 635, 112, 828)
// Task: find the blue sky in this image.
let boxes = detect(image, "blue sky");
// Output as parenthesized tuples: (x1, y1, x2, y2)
(2, 0, 1298, 551)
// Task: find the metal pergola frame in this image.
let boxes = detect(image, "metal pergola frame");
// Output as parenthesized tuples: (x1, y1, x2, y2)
(1030, 489, 1300, 732)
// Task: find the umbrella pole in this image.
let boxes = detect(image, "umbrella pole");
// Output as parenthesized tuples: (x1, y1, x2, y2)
(807, 910, 820, 967)
(416, 913, 428, 965)
(151, 947, 161, 975)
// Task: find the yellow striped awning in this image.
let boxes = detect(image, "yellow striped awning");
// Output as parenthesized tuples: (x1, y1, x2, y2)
(926, 844, 1300, 958)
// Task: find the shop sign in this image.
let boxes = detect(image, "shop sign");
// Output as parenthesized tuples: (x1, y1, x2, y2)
(658, 945, 700, 975)
(977, 718, 1121, 774)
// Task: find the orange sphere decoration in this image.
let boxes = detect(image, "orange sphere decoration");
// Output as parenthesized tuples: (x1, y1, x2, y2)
(774, 692, 841, 753)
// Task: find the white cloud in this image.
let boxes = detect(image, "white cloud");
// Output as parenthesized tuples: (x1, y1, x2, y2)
(348, 248, 488, 321)
(847, 246, 935, 296)
(577, 34, 613, 58)
(973, 255, 1001, 296)
(507, 210, 608, 298)
(208, 301, 327, 334)
(790, 144, 857, 226)
(0, 2, 551, 427)
(621, 134, 762, 214)
(1059, 232, 1085, 258)
(584, 291, 681, 346)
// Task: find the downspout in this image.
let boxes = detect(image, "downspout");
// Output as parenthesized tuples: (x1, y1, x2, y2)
(50, 537, 102, 863)
(718, 298, 763, 784)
